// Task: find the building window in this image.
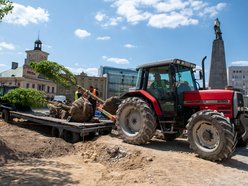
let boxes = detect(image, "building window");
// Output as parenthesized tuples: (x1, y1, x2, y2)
(52, 87, 54, 93)
(26, 83, 29, 88)
(32, 84, 35, 88)
(38, 84, 41, 90)
(47, 86, 50, 93)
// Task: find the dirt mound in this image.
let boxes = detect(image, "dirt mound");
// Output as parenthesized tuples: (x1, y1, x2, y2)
(0, 121, 148, 172)
(74, 141, 148, 170)
(0, 139, 19, 165)
(0, 122, 75, 164)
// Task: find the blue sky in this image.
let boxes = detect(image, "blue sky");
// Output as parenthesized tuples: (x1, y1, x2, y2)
(0, 0, 248, 81)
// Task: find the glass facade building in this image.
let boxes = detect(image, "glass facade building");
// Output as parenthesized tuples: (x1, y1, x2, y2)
(99, 66, 138, 98)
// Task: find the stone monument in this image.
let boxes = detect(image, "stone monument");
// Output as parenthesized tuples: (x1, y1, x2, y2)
(208, 18, 227, 89)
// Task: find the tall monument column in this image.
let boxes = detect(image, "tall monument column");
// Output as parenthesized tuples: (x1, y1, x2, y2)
(208, 18, 227, 89)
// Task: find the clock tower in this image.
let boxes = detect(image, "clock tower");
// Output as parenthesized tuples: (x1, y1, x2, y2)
(25, 37, 49, 64)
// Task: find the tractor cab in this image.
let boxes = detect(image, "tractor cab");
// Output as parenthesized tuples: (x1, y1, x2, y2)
(135, 59, 197, 118)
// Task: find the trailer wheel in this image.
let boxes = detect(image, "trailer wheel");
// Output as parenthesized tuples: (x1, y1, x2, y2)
(63, 130, 80, 143)
(116, 97, 157, 145)
(2, 109, 12, 122)
(187, 110, 236, 161)
(51, 127, 60, 137)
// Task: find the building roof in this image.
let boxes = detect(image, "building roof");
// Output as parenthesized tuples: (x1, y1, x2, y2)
(35, 39, 42, 44)
(0, 67, 24, 77)
(137, 58, 196, 69)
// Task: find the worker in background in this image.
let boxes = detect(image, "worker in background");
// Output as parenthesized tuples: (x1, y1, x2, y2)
(87, 85, 99, 114)
(74, 86, 83, 100)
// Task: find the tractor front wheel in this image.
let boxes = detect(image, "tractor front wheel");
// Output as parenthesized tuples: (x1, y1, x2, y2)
(187, 110, 236, 161)
(116, 97, 157, 145)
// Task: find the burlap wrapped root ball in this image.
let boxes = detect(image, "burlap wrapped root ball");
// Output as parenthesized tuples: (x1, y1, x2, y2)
(102, 96, 121, 115)
(70, 97, 94, 122)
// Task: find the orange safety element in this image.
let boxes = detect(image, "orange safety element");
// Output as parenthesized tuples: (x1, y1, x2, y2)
(92, 89, 97, 95)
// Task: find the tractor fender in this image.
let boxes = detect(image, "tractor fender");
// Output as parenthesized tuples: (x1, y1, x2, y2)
(121, 90, 162, 117)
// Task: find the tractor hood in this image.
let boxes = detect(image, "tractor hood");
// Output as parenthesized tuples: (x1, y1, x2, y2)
(183, 89, 234, 118)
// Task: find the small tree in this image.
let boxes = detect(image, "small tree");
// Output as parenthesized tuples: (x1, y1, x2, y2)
(1, 88, 47, 107)
(0, 0, 13, 21)
(30, 60, 77, 87)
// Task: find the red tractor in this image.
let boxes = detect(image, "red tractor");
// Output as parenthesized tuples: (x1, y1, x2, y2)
(116, 58, 248, 161)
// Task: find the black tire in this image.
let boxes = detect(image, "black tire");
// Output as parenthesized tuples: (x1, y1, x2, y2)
(2, 109, 12, 122)
(116, 97, 157, 145)
(187, 110, 237, 161)
(63, 130, 80, 143)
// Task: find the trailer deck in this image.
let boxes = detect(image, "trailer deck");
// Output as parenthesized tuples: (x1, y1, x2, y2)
(1, 107, 115, 143)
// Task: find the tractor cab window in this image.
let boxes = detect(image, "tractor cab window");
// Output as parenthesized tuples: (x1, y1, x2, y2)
(146, 66, 175, 115)
(175, 65, 196, 105)
(147, 67, 170, 95)
(135, 69, 143, 90)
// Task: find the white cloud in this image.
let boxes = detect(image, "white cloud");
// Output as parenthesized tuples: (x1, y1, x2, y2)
(148, 12, 198, 28)
(3, 3, 49, 26)
(0, 64, 7, 68)
(95, 12, 107, 22)
(66, 67, 98, 76)
(74, 29, 91, 39)
(103, 17, 123, 27)
(0, 42, 15, 50)
(231, 61, 248, 66)
(124, 44, 135, 48)
(95, 11, 123, 27)
(102, 55, 129, 64)
(155, 0, 189, 12)
(200, 3, 226, 17)
(102, 0, 226, 29)
(96, 36, 111, 40)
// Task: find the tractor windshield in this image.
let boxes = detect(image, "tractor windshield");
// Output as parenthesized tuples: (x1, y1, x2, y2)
(175, 65, 197, 91)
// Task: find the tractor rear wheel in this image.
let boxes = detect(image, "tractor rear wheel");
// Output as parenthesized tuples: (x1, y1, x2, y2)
(187, 110, 236, 161)
(116, 97, 157, 145)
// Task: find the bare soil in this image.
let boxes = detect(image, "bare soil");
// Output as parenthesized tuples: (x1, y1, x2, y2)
(0, 119, 248, 186)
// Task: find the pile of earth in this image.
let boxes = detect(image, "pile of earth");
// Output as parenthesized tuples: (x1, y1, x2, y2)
(0, 120, 147, 170)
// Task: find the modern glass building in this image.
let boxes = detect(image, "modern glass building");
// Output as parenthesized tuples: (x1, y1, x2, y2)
(99, 66, 138, 98)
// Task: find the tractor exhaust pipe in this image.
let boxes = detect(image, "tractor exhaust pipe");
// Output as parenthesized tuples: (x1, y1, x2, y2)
(202, 56, 207, 90)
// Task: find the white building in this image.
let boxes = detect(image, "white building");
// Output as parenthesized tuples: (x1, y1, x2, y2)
(228, 66, 248, 94)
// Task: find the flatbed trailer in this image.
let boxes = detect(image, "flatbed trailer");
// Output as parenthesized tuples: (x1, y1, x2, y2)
(0, 106, 115, 143)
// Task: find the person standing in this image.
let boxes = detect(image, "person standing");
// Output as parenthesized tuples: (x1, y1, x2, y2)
(74, 87, 83, 100)
(88, 85, 99, 114)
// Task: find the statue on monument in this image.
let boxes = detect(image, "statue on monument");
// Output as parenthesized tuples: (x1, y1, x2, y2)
(214, 18, 222, 40)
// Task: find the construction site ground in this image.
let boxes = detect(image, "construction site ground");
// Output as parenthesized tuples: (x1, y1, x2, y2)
(0, 119, 248, 186)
